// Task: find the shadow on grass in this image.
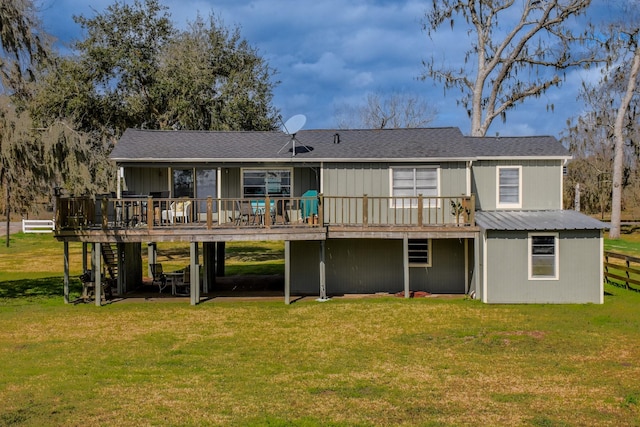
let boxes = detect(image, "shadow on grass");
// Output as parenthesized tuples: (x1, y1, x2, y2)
(0, 277, 82, 299)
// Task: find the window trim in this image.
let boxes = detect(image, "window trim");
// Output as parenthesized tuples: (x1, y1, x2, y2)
(528, 232, 559, 280)
(390, 166, 440, 208)
(408, 239, 432, 267)
(241, 168, 293, 199)
(496, 165, 522, 209)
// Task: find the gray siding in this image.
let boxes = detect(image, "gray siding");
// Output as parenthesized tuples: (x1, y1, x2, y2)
(291, 238, 467, 295)
(484, 230, 602, 303)
(323, 163, 389, 196)
(409, 239, 466, 293)
(123, 167, 169, 195)
(295, 167, 320, 196)
(221, 167, 241, 198)
(322, 162, 467, 197)
(472, 160, 562, 210)
(440, 162, 468, 196)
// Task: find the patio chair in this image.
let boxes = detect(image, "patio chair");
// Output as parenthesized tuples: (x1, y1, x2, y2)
(236, 200, 259, 225)
(79, 270, 113, 302)
(273, 199, 290, 225)
(150, 263, 168, 293)
(174, 266, 190, 296)
(161, 200, 192, 223)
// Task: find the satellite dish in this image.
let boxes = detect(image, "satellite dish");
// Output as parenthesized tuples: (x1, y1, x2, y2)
(278, 114, 311, 157)
(282, 114, 306, 135)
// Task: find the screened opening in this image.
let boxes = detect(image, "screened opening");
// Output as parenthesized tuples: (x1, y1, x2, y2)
(408, 239, 432, 267)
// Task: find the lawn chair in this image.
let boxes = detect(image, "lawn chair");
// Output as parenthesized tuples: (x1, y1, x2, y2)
(236, 200, 259, 225)
(79, 270, 112, 302)
(273, 199, 290, 225)
(161, 200, 192, 223)
(150, 263, 168, 293)
(174, 266, 190, 296)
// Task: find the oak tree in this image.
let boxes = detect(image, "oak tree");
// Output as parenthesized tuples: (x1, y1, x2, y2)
(422, 0, 594, 136)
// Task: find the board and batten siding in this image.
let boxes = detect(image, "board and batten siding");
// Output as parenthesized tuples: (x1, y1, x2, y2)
(409, 239, 466, 293)
(484, 229, 602, 303)
(471, 160, 563, 210)
(290, 238, 468, 295)
(322, 162, 468, 197)
(123, 167, 169, 195)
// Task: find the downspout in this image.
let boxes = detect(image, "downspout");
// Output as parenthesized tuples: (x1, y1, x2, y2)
(466, 160, 473, 196)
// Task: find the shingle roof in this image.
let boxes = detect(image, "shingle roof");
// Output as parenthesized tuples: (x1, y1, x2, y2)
(475, 210, 606, 231)
(110, 127, 570, 163)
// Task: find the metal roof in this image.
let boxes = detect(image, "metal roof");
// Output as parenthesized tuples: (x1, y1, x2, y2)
(475, 210, 606, 231)
(110, 127, 570, 163)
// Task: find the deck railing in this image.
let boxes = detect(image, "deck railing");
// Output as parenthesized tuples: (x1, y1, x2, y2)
(323, 194, 475, 227)
(55, 194, 475, 231)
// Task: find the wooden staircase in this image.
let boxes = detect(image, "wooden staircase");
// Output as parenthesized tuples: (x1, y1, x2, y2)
(101, 243, 118, 297)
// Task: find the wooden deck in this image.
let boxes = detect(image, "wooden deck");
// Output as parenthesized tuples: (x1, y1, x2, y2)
(54, 194, 478, 242)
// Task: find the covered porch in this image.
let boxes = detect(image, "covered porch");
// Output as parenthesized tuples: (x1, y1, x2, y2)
(54, 194, 477, 306)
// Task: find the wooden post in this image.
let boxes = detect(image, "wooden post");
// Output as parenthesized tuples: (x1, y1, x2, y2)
(82, 243, 88, 273)
(63, 242, 70, 304)
(626, 256, 630, 290)
(217, 242, 226, 277)
(101, 198, 108, 229)
(94, 242, 102, 307)
(207, 196, 213, 229)
(319, 240, 326, 300)
(190, 242, 199, 305)
(147, 196, 153, 230)
(417, 195, 423, 226)
(469, 194, 476, 225)
(284, 241, 291, 305)
(363, 194, 368, 226)
(403, 235, 410, 298)
(318, 193, 324, 226)
(117, 242, 124, 295)
(265, 195, 271, 227)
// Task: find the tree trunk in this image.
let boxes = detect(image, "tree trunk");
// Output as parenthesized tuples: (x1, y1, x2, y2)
(4, 178, 9, 248)
(609, 46, 640, 239)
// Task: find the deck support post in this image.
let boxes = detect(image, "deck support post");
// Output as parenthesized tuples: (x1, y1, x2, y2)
(63, 242, 70, 304)
(464, 239, 469, 295)
(82, 242, 88, 273)
(190, 242, 199, 305)
(284, 241, 291, 304)
(147, 243, 157, 278)
(319, 240, 327, 300)
(403, 235, 410, 298)
(216, 242, 225, 277)
(473, 233, 481, 300)
(94, 242, 102, 306)
(117, 243, 124, 295)
(202, 242, 216, 294)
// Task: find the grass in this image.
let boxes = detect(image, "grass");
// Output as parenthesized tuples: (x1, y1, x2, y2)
(0, 233, 639, 425)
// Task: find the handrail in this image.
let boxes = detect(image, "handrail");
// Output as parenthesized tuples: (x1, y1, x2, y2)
(54, 194, 476, 231)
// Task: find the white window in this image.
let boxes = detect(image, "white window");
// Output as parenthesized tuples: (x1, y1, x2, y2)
(528, 233, 559, 280)
(408, 239, 432, 267)
(497, 166, 522, 208)
(242, 169, 291, 198)
(391, 167, 439, 207)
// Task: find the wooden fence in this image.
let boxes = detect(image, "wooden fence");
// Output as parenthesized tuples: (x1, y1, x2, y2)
(604, 251, 640, 291)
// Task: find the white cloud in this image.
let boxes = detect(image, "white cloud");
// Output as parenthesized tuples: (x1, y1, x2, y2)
(40, 0, 623, 136)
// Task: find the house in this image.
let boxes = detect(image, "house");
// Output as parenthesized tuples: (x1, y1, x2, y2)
(54, 127, 605, 305)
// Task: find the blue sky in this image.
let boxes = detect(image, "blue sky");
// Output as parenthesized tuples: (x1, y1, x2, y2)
(37, 0, 611, 137)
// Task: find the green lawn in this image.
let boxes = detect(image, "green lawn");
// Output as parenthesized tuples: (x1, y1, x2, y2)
(0, 233, 639, 425)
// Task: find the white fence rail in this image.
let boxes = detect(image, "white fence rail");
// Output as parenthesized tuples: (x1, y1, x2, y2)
(22, 219, 55, 233)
